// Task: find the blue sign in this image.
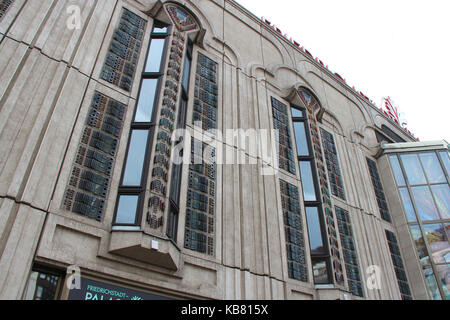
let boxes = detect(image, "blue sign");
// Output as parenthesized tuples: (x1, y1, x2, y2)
(68, 278, 172, 301)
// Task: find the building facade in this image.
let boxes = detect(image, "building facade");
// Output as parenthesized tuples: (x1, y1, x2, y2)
(0, 0, 448, 300)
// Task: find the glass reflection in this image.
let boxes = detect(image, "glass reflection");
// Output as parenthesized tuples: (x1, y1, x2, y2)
(153, 26, 167, 34)
(431, 184, 450, 219)
(423, 266, 442, 300)
(438, 151, 450, 177)
(411, 186, 440, 221)
(293, 122, 309, 156)
(390, 155, 406, 186)
(306, 207, 326, 255)
(299, 161, 317, 201)
(122, 130, 149, 186)
(436, 264, 450, 300)
(313, 260, 330, 284)
(410, 225, 430, 265)
(399, 187, 417, 222)
(400, 153, 427, 185)
(423, 224, 450, 264)
(291, 108, 304, 118)
(419, 153, 446, 183)
(145, 38, 166, 73)
(115, 195, 139, 224)
(135, 79, 158, 122)
(446, 224, 450, 244)
(182, 56, 191, 91)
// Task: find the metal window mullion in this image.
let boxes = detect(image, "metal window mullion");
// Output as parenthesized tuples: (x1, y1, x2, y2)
(397, 153, 446, 299)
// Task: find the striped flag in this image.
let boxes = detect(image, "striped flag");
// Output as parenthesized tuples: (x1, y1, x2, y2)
(384, 96, 400, 124)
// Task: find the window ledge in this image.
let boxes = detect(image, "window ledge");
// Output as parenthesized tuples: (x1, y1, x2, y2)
(108, 230, 181, 271)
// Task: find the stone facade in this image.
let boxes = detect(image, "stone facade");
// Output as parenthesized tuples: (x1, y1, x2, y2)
(0, 0, 445, 300)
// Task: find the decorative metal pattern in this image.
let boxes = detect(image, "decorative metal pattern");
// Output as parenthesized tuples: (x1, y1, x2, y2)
(272, 98, 296, 175)
(100, 9, 146, 92)
(147, 30, 186, 229)
(335, 207, 364, 297)
(184, 139, 216, 256)
(166, 4, 198, 32)
(193, 53, 218, 131)
(385, 230, 413, 300)
(0, 0, 14, 20)
(280, 180, 308, 282)
(367, 158, 392, 222)
(63, 92, 127, 221)
(298, 88, 345, 286)
(184, 53, 218, 256)
(321, 129, 346, 200)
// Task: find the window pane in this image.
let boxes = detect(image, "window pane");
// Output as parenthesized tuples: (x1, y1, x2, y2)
(438, 151, 450, 177)
(399, 187, 417, 222)
(299, 161, 317, 201)
(115, 195, 139, 224)
(423, 224, 450, 264)
(145, 38, 166, 73)
(291, 108, 304, 118)
(400, 153, 427, 185)
(122, 130, 149, 186)
(436, 264, 450, 300)
(25, 272, 60, 300)
(182, 56, 191, 92)
(419, 152, 446, 183)
(306, 207, 326, 255)
(135, 79, 158, 122)
(293, 122, 309, 156)
(410, 225, 430, 265)
(431, 184, 450, 219)
(153, 26, 167, 34)
(312, 260, 330, 284)
(390, 155, 406, 186)
(423, 266, 442, 300)
(411, 186, 440, 221)
(446, 224, 450, 244)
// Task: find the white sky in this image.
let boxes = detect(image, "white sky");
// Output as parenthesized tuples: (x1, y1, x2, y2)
(235, 0, 450, 142)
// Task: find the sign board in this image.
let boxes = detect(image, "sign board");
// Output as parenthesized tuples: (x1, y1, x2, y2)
(68, 277, 172, 300)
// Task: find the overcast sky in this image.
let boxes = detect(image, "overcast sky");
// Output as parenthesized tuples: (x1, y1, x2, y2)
(235, 0, 450, 142)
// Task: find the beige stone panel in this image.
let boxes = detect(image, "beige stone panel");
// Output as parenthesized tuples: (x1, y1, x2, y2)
(71, 0, 118, 75)
(261, 173, 284, 280)
(0, 198, 17, 251)
(249, 161, 268, 276)
(223, 10, 263, 69)
(239, 159, 257, 272)
(224, 0, 262, 34)
(0, 51, 66, 199)
(221, 159, 240, 268)
(0, 38, 28, 118)
(20, 69, 89, 210)
(0, 0, 26, 36)
(334, 133, 359, 208)
(6, 0, 54, 45)
(221, 58, 237, 131)
(33, 0, 96, 62)
(260, 27, 298, 71)
(223, 266, 241, 300)
(190, 0, 224, 42)
(270, 277, 285, 300)
(0, 205, 46, 299)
